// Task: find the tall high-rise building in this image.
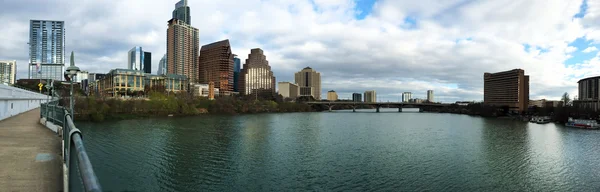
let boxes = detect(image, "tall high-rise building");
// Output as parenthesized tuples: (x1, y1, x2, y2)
(0, 60, 16, 85)
(352, 93, 362, 102)
(364, 90, 376, 102)
(233, 54, 241, 92)
(29, 20, 64, 81)
(484, 69, 529, 113)
(143, 52, 151, 74)
(128, 46, 144, 70)
(402, 92, 412, 102)
(239, 48, 275, 95)
(167, 2, 199, 83)
(199, 39, 234, 94)
(278, 82, 299, 99)
(427, 90, 434, 102)
(295, 67, 321, 100)
(327, 90, 338, 101)
(157, 54, 167, 75)
(173, 0, 191, 25)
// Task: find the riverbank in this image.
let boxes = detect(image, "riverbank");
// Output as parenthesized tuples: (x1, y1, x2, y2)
(72, 93, 313, 121)
(421, 103, 600, 123)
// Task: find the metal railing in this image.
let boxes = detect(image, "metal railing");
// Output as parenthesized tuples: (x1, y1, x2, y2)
(41, 101, 102, 192)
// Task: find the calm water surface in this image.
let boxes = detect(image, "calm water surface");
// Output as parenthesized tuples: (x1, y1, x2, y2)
(76, 109, 600, 191)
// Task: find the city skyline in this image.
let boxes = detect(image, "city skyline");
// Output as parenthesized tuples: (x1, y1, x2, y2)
(0, 0, 599, 102)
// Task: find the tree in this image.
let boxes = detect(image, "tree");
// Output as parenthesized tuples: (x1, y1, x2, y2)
(561, 92, 571, 106)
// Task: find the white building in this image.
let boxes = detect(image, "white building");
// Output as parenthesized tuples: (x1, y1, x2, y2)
(427, 90, 434, 102)
(193, 84, 219, 97)
(0, 60, 16, 85)
(402, 92, 412, 102)
(278, 82, 299, 99)
(74, 70, 89, 83)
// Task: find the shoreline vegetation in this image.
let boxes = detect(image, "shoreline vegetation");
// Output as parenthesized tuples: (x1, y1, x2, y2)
(71, 92, 314, 122)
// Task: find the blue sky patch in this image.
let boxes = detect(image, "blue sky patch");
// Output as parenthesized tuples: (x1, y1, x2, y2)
(565, 37, 597, 65)
(574, 0, 587, 18)
(355, 0, 376, 20)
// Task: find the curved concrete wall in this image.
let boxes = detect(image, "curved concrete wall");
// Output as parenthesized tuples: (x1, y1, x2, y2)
(0, 84, 48, 121)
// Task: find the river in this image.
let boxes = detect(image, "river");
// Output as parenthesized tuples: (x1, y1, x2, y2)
(76, 108, 600, 191)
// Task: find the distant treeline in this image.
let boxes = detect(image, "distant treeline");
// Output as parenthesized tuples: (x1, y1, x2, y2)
(72, 92, 314, 121)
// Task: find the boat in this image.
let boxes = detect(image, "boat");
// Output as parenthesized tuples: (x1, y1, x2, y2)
(536, 116, 552, 124)
(565, 118, 600, 129)
(530, 116, 538, 123)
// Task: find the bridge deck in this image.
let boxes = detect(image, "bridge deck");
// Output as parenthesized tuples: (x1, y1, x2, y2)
(0, 108, 62, 191)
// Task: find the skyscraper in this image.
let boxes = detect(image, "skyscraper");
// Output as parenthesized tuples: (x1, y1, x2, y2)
(173, 0, 191, 25)
(364, 90, 376, 102)
(198, 39, 234, 94)
(0, 60, 16, 85)
(29, 20, 64, 81)
(233, 54, 241, 92)
(295, 67, 321, 100)
(128, 46, 143, 70)
(427, 90, 434, 102)
(484, 69, 529, 113)
(143, 52, 151, 74)
(239, 48, 275, 96)
(158, 54, 167, 75)
(402, 92, 412, 102)
(167, 2, 199, 83)
(352, 93, 362, 102)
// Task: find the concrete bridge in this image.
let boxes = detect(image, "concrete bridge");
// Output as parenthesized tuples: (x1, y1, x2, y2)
(305, 101, 450, 112)
(0, 84, 101, 191)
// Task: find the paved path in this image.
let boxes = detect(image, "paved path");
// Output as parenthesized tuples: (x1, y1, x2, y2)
(0, 108, 62, 191)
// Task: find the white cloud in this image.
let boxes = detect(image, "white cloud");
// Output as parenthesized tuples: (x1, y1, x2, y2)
(0, 0, 597, 102)
(583, 46, 599, 53)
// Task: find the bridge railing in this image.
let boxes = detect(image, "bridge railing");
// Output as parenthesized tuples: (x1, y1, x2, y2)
(41, 101, 102, 192)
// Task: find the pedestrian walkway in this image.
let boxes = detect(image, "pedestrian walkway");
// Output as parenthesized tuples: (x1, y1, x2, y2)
(0, 108, 62, 191)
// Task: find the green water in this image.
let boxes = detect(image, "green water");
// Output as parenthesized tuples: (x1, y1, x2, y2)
(76, 109, 600, 191)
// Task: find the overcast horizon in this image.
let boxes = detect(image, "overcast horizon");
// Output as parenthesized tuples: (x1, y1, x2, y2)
(1, 0, 599, 102)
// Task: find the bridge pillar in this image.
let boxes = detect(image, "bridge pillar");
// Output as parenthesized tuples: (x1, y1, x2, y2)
(376, 105, 380, 113)
(328, 105, 333, 112)
(419, 108, 423, 112)
(398, 108, 402, 112)
(352, 106, 356, 112)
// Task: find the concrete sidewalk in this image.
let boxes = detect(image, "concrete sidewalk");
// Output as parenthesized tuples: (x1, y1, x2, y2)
(0, 108, 62, 191)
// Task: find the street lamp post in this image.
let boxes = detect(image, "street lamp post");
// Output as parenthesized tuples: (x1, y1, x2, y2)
(65, 51, 80, 120)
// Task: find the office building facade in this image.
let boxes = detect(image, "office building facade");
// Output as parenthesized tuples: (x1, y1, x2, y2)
(0, 60, 16, 85)
(167, 0, 199, 84)
(143, 52, 151, 73)
(427, 90, 434, 102)
(295, 67, 321, 100)
(278, 82, 299, 99)
(327, 90, 338, 101)
(364, 90, 376, 102)
(483, 69, 529, 113)
(239, 48, 275, 95)
(233, 54, 241, 92)
(158, 54, 167, 75)
(29, 20, 65, 81)
(574, 76, 600, 111)
(352, 93, 362, 102)
(198, 39, 234, 94)
(402, 92, 412, 102)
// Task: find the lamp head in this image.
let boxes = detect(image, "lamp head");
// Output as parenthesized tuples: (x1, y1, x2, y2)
(65, 51, 80, 77)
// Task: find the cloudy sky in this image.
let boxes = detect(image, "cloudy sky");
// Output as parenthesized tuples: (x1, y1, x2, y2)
(1, 0, 599, 102)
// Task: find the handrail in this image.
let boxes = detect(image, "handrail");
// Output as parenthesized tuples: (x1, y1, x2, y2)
(41, 102, 102, 192)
